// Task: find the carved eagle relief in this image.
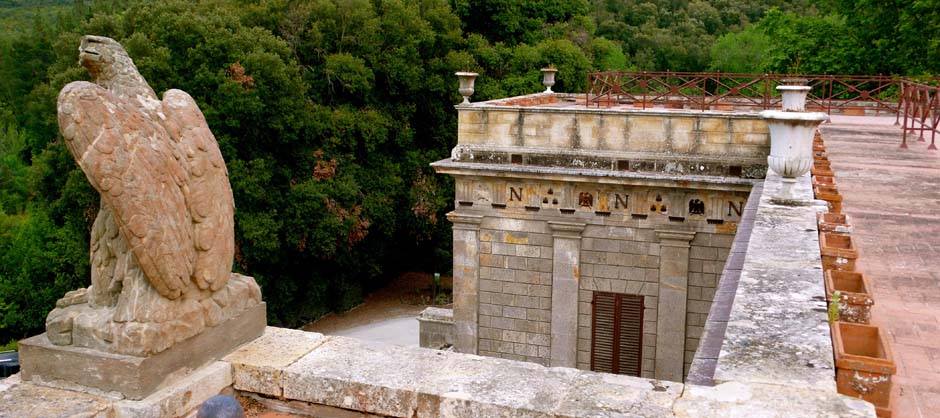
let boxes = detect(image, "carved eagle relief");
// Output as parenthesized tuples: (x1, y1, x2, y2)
(58, 35, 235, 300)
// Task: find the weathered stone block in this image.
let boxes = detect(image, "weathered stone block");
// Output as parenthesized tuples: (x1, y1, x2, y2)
(0, 377, 112, 418)
(226, 326, 325, 397)
(113, 361, 232, 418)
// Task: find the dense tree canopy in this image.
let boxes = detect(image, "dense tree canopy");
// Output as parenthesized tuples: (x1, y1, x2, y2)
(1, 0, 937, 344)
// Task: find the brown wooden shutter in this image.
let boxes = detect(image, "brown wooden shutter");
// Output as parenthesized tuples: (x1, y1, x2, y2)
(591, 292, 643, 376)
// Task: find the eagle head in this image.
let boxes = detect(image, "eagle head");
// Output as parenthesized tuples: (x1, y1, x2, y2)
(77, 35, 156, 100)
(78, 35, 130, 81)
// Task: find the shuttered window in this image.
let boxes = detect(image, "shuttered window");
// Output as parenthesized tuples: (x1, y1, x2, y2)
(591, 292, 644, 376)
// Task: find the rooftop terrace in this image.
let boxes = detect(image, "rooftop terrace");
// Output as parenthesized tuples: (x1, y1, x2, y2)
(3, 72, 939, 418)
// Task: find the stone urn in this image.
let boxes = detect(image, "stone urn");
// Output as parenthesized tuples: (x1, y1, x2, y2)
(541, 67, 558, 93)
(780, 77, 809, 86)
(455, 71, 478, 105)
(778, 85, 812, 111)
(759, 109, 828, 197)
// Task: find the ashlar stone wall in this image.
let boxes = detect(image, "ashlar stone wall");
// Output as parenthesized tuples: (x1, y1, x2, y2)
(477, 219, 554, 364)
(435, 171, 746, 381)
(574, 228, 733, 378)
(576, 226, 662, 376)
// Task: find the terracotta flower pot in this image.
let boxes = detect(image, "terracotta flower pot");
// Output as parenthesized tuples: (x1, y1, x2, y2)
(811, 163, 834, 177)
(820, 232, 858, 272)
(538, 94, 558, 105)
(813, 175, 836, 187)
(831, 322, 896, 417)
(814, 185, 843, 214)
(817, 212, 851, 234)
(844, 107, 866, 116)
(825, 270, 873, 324)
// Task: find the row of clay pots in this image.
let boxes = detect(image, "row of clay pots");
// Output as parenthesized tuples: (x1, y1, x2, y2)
(494, 94, 559, 107)
(812, 138, 843, 214)
(813, 133, 895, 418)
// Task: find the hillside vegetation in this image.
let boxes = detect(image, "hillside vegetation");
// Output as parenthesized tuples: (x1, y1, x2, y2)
(1, 0, 937, 343)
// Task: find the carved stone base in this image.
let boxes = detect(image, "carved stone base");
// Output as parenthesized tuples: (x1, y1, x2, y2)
(18, 302, 265, 400)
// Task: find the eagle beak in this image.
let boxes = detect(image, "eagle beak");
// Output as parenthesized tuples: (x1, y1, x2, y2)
(78, 36, 104, 66)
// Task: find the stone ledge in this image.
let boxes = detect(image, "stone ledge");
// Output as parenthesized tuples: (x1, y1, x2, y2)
(674, 381, 876, 417)
(225, 326, 328, 397)
(687, 181, 764, 386)
(432, 159, 758, 191)
(226, 328, 874, 418)
(712, 172, 836, 391)
(230, 333, 682, 417)
(0, 375, 112, 418)
(417, 307, 454, 323)
(1, 325, 876, 417)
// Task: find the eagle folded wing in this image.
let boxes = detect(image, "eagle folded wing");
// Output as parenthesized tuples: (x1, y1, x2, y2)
(57, 81, 196, 299)
(160, 89, 235, 291)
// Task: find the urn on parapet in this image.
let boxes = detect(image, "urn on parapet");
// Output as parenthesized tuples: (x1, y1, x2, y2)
(541, 67, 558, 93)
(760, 109, 828, 198)
(455, 71, 478, 105)
(778, 84, 813, 112)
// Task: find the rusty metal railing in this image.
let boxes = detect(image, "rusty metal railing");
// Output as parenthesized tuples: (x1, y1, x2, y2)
(584, 71, 904, 115)
(898, 80, 940, 150)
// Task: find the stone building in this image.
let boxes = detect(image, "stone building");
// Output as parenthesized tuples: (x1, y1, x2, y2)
(432, 92, 769, 381)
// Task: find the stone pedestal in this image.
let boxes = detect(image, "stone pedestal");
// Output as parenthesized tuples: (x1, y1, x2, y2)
(18, 302, 266, 400)
(654, 230, 695, 382)
(447, 212, 483, 355)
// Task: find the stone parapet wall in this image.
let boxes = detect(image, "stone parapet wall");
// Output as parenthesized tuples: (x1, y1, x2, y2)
(0, 326, 877, 418)
(690, 170, 837, 391)
(454, 101, 770, 174)
(221, 327, 874, 418)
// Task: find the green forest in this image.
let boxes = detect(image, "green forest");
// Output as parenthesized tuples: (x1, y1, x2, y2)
(1, 0, 937, 345)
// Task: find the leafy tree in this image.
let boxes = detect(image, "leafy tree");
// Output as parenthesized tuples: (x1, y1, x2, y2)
(708, 26, 772, 73)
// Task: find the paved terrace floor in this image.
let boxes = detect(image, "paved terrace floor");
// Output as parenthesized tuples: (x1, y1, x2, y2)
(820, 116, 940, 418)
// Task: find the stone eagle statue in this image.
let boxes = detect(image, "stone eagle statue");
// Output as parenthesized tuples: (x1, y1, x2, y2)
(46, 35, 262, 356)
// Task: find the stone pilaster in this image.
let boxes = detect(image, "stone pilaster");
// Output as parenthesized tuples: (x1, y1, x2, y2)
(447, 212, 484, 355)
(654, 229, 696, 382)
(548, 221, 587, 368)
